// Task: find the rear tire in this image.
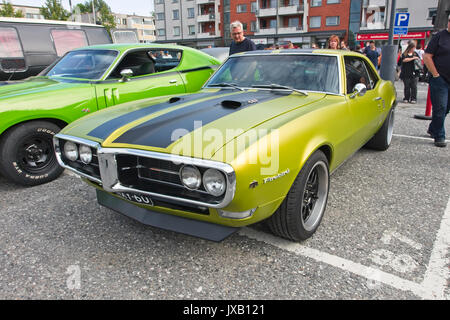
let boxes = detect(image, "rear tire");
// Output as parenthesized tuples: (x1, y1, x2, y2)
(267, 150, 329, 241)
(365, 107, 395, 151)
(0, 121, 64, 186)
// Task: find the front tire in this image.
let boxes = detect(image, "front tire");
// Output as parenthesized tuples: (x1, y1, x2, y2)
(0, 121, 64, 186)
(365, 107, 395, 151)
(267, 150, 330, 241)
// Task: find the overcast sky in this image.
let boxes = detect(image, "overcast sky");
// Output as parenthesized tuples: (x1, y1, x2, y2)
(11, 0, 154, 16)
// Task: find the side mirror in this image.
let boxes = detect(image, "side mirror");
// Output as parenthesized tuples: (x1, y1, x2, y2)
(350, 83, 367, 99)
(119, 69, 133, 82)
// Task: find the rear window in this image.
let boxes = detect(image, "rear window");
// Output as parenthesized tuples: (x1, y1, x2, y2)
(112, 30, 138, 43)
(51, 29, 88, 57)
(0, 27, 24, 58)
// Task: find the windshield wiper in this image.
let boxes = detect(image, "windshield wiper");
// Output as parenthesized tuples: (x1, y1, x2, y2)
(252, 84, 308, 96)
(208, 82, 244, 91)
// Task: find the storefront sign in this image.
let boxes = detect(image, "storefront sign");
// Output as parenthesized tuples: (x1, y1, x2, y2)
(356, 32, 427, 41)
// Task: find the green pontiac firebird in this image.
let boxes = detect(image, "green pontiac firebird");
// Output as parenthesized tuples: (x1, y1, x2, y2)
(54, 49, 397, 242)
(0, 43, 220, 186)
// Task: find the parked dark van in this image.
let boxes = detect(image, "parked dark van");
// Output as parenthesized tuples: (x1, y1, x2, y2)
(0, 17, 111, 81)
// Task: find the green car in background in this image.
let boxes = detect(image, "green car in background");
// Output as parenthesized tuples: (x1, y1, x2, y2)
(0, 43, 220, 186)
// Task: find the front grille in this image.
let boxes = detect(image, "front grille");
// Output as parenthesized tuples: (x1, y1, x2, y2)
(116, 154, 225, 205)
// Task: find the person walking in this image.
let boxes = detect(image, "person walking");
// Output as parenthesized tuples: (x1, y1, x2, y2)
(363, 41, 380, 70)
(229, 21, 256, 55)
(423, 17, 450, 148)
(399, 43, 420, 104)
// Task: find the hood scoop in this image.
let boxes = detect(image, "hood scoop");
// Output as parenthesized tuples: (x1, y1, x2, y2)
(169, 97, 183, 103)
(221, 98, 258, 109)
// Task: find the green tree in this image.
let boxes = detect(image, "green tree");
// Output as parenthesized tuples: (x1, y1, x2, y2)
(0, 0, 24, 18)
(40, 0, 70, 20)
(75, 0, 116, 33)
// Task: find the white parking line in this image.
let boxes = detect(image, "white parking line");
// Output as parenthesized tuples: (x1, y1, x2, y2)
(239, 194, 450, 299)
(421, 196, 450, 299)
(393, 134, 450, 142)
(239, 227, 426, 298)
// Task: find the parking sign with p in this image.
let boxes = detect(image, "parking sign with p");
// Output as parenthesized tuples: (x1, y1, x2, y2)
(395, 12, 410, 27)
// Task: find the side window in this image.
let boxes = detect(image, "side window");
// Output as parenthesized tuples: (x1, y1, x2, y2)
(344, 56, 372, 94)
(109, 50, 156, 79)
(51, 29, 88, 57)
(148, 49, 182, 72)
(364, 60, 379, 89)
(0, 27, 26, 72)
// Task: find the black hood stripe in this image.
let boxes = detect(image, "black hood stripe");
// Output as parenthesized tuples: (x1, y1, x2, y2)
(88, 91, 223, 139)
(113, 90, 289, 148)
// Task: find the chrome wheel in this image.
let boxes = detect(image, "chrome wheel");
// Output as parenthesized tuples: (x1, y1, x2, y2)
(301, 161, 329, 232)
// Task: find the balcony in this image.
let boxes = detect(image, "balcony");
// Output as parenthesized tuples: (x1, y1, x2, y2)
(197, 13, 215, 22)
(197, 32, 218, 38)
(278, 5, 304, 15)
(278, 26, 303, 34)
(257, 7, 277, 17)
(254, 28, 277, 36)
(196, 0, 216, 4)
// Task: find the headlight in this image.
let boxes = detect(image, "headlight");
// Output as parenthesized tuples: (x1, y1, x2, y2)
(203, 168, 226, 196)
(79, 145, 92, 164)
(63, 141, 78, 161)
(180, 165, 201, 190)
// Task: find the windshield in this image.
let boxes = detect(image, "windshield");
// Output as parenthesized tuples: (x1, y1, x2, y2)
(206, 54, 340, 94)
(45, 50, 118, 80)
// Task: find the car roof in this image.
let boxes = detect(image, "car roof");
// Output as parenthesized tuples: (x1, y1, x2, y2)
(72, 43, 197, 52)
(234, 49, 361, 57)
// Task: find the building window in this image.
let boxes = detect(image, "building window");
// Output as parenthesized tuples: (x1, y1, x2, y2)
(327, 0, 340, 4)
(173, 26, 180, 36)
(251, 21, 257, 32)
(237, 4, 247, 13)
(326, 16, 340, 26)
(242, 23, 247, 31)
(188, 25, 195, 35)
(173, 10, 179, 20)
(251, 2, 257, 12)
(155, 0, 164, 4)
(156, 13, 164, 21)
(310, 16, 321, 28)
(158, 29, 165, 36)
(311, 0, 322, 7)
(269, 19, 277, 29)
(288, 17, 299, 27)
(172, 0, 178, 3)
(187, 8, 195, 18)
(428, 8, 437, 19)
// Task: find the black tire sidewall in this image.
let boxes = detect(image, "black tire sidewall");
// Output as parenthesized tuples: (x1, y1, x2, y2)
(288, 151, 330, 240)
(0, 121, 63, 186)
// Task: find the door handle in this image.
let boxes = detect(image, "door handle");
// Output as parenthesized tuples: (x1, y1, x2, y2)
(169, 79, 177, 84)
(373, 97, 382, 101)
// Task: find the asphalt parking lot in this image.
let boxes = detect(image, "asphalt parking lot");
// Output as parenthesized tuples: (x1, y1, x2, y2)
(0, 81, 448, 301)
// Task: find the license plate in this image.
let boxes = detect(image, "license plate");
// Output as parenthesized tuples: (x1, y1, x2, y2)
(116, 192, 154, 206)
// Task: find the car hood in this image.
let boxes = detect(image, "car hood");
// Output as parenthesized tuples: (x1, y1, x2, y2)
(61, 89, 326, 159)
(0, 77, 83, 100)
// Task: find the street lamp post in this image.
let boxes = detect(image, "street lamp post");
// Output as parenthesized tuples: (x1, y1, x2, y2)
(380, 0, 398, 82)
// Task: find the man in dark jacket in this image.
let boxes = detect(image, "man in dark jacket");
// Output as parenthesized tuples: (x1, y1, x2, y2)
(424, 17, 450, 147)
(229, 21, 256, 55)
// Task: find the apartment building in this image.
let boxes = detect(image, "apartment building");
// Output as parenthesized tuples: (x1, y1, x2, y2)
(113, 14, 156, 43)
(154, 0, 222, 48)
(6, 4, 44, 19)
(357, 0, 438, 48)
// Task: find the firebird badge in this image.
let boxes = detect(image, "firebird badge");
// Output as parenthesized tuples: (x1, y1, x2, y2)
(263, 169, 290, 184)
(82, 108, 91, 113)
